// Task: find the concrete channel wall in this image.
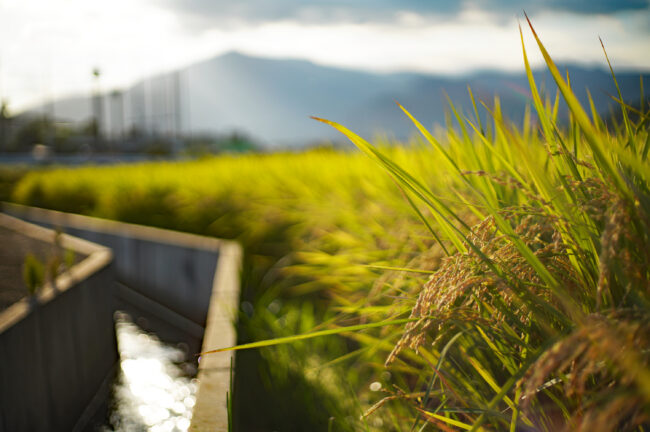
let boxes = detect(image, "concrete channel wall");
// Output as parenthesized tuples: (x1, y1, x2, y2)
(0, 214, 117, 432)
(2, 203, 242, 431)
(4, 204, 221, 329)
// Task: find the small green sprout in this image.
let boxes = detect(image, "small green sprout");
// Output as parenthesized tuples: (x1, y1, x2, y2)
(23, 253, 44, 296)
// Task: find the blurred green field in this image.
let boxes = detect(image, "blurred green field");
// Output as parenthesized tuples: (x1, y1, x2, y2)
(10, 147, 446, 430)
(5, 24, 650, 431)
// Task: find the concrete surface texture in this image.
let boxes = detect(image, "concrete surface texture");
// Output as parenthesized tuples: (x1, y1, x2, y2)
(2, 203, 242, 432)
(0, 213, 117, 432)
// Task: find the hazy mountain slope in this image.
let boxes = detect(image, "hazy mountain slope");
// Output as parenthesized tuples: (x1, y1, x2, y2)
(183, 52, 416, 144)
(28, 52, 650, 146)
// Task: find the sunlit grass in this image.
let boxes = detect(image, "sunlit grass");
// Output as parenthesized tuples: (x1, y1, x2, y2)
(312, 18, 650, 431)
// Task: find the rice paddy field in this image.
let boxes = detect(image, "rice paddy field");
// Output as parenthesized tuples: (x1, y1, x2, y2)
(5, 25, 650, 431)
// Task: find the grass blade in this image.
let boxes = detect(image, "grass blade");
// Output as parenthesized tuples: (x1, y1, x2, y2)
(201, 317, 418, 354)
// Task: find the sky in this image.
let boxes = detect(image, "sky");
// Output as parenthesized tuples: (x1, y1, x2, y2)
(0, 0, 649, 112)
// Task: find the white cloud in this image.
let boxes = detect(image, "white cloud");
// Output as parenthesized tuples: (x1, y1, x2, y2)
(189, 9, 650, 74)
(0, 0, 221, 111)
(0, 0, 648, 113)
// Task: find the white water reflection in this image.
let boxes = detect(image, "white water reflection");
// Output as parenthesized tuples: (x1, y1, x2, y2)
(107, 313, 197, 432)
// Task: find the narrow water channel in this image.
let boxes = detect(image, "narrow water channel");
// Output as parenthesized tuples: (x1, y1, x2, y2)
(103, 312, 198, 432)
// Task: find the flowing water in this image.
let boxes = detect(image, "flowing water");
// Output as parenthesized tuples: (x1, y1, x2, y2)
(103, 312, 198, 432)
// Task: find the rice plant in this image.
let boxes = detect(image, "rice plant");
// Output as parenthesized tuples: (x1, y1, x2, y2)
(311, 17, 650, 431)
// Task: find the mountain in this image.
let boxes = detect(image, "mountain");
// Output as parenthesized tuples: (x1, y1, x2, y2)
(25, 51, 650, 147)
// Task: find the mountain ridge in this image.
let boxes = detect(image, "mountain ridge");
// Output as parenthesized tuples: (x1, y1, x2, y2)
(24, 51, 650, 147)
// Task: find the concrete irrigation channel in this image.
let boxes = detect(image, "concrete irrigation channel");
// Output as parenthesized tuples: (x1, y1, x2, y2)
(0, 203, 242, 431)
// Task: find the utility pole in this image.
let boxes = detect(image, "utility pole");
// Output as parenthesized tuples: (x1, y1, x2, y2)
(185, 69, 192, 142)
(174, 71, 182, 145)
(0, 100, 7, 152)
(44, 45, 55, 151)
(92, 68, 102, 151)
(111, 90, 124, 150)
(144, 78, 152, 136)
